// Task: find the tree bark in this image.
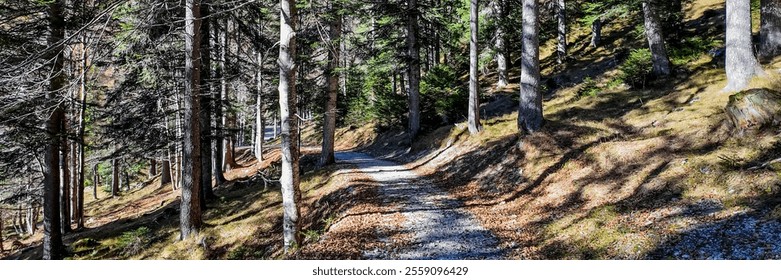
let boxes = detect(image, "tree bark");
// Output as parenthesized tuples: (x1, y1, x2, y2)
(181, 0, 203, 240)
(518, 0, 543, 134)
(254, 21, 266, 162)
(43, 0, 65, 260)
(590, 17, 602, 48)
(111, 158, 119, 197)
(60, 115, 70, 234)
(321, 4, 341, 166)
(406, 0, 421, 141)
(0, 208, 4, 252)
(149, 160, 157, 178)
(200, 0, 214, 208)
(160, 159, 172, 186)
(221, 19, 237, 171)
(76, 43, 87, 228)
(213, 18, 226, 186)
(92, 163, 99, 200)
(759, 0, 781, 61)
(725, 0, 766, 92)
(556, 0, 567, 64)
(468, 0, 482, 134)
(642, 1, 672, 76)
(279, 0, 302, 253)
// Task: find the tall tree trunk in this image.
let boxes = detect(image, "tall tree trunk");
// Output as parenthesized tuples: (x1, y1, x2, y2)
(254, 22, 266, 162)
(200, 0, 214, 208)
(92, 163, 99, 200)
(759, 0, 781, 61)
(25, 206, 35, 234)
(76, 42, 87, 228)
(221, 20, 236, 171)
(111, 158, 119, 197)
(321, 5, 341, 166)
(518, 0, 543, 134)
(60, 115, 70, 234)
(406, 0, 421, 141)
(590, 17, 602, 47)
(725, 0, 765, 92)
(642, 1, 671, 76)
(181, 0, 203, 240)
(468, 0, 482, 134)
(43, 0, 65, 260)
(279, 0, 302, 253)
(0, 208, 4, 252)
(70, 142, 78, 225)
(493, 0, 508, 87)
(556, 0, 567, 64)
(160, 159, 172, 186)
(149, 160, 157, 178)
(213, 19, 226, 186)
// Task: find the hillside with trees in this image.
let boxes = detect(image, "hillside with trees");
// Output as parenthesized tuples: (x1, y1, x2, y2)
(1, 0, 781, 260)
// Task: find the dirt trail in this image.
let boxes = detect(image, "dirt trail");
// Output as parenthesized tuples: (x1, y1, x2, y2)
(329, 151, 504, 260)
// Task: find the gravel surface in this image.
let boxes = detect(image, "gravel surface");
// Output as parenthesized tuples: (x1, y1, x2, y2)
(335, 152, 504, 260)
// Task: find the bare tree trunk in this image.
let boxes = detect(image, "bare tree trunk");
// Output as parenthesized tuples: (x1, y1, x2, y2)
(468, 0, 482, 134)
(406, 0, 421, 141)
(254, 20, 266, 162)
(92, 163, 99, 199)
(759, 0, 781, 61)
(0, 208, 4, 252)
(149, 160, 157, 178)
(518, 0, 543, 134)
(181, 0, 203, 240)
(321, 4, 341, 166)
(25, 206, 34, 235)
(213, 18, 226, 186)
(76, 46, 87, 228)
(70, 142, 78, 225)
(279, 0, 302, 253)
(111, 158, 120, 197)
(221, 20, 237, 171)
(725, 0, 766, 92)
(200, 0, 214, 208)
(43, 0, 64, 260)
(160, 159, 172, 186)
(590, 17, 602, 48)
(556, 0, 567, 64)
(60, 115, 71, 234)
(493, 0, 508, 87)
(642, 1, 671, 76)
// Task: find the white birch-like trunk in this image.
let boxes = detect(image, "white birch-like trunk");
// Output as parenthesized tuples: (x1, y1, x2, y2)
(279, 0, 302, 253)
(725, 0, 765, 92)
(468, 0, 482, 134)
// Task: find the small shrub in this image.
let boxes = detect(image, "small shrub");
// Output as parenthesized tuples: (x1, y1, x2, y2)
(618, 49, 653, 89)
(578, 77, 600, 97)
(420, 65, 468, 129)
(117, 227, 151, 256)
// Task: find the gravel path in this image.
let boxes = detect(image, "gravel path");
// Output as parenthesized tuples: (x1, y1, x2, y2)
(334, 151, 504, 260)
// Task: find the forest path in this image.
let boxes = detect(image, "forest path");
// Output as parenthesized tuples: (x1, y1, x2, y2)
(332, 151, 504, 260)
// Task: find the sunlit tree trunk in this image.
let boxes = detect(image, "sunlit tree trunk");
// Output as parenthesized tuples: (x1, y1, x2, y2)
(518, 0, 543, 134)
(321, 3, 341, 165)
(278, 0, 302, 253)
(724, 0, 765, 91)
(642, 1, 671, 76)
(468, 0, 482, 134)
(556, 0, 567, 64)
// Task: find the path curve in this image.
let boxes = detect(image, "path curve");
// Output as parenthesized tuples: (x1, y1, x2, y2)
(333, 151, 504, 260)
